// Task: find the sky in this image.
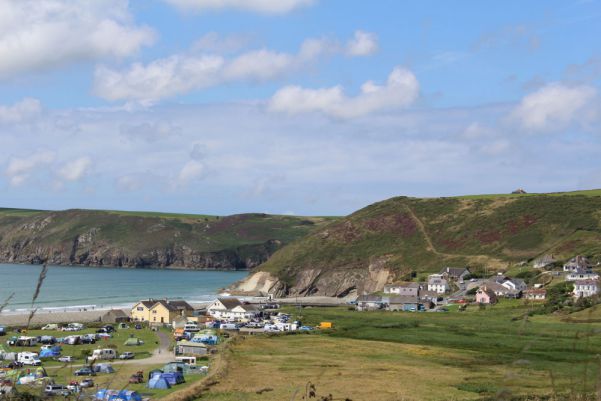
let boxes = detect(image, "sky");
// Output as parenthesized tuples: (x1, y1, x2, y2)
(1, 0, 601, 216)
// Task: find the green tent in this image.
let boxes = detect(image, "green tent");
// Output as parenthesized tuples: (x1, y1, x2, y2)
(124, 338, 143, 346)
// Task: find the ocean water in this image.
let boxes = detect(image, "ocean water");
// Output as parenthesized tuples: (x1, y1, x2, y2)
(0, 263, 247, 312)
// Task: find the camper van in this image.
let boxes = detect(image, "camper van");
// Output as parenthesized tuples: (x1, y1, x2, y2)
(63, 323, 84, 331)
(41, 324, 59, 331)
(89, 349, 117, 361)
(175, 356, 197, 366)
(183, 323, 200, 332)
(18, 352, 42, 366)
(219, 323, 238, 330)
(15, 336, 38, 347)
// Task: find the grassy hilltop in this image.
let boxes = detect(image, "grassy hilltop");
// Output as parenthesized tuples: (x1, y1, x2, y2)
(0, 208, 335, 269)
(244, 189, 601, 295)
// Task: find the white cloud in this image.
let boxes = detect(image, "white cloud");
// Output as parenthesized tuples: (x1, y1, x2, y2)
(0, 98, 42, 124)
(511, 83, 598, 131)
(192, 32, 252, 54)
(0, 0, 155, 79)
(268, 67, 419, 118)
(164, 0, 315, 14)
(120, 122, 182, 142)
(57, 157, 92, 181)
(346, 30, 378, 56)
(116, 174, 145, 192)
(177, 160, 205, 185)
(94, 34, 354, 103)
(5, 150, 55, 186)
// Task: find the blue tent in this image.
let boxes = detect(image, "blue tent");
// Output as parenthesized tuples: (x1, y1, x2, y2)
(192, 335, 218, 345)
(147, 375, 171, 389)
(40, 347, 61, 358)
(151, 371, 184, 385)
(95, 389, 142, 401)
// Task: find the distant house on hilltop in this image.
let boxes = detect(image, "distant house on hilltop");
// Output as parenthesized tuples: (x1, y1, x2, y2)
(566, 268, 599, 282)
(573, 280, 600, 298)
(511, 188, 527, 194)
(439, 267, 470, 281)
(533, 254, 556, 269)
(564, 256, 591, 272)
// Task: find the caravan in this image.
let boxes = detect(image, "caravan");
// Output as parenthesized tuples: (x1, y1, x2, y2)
(175, 356, 196, 366)
(18, 352, 42, 366)
(89, 349, 117, 361)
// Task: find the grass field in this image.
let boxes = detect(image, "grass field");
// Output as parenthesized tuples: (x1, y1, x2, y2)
(455, 189, 601, 199)
(200, 303, 601, 401)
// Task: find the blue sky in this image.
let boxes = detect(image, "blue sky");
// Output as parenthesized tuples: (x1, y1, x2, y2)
(1, 0, 601, 216)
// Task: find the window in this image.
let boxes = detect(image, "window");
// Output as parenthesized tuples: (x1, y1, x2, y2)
(136, 307, 144, 311)
(152, 310, 157, 314)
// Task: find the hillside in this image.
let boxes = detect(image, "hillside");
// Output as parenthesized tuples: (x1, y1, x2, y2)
(230, 190, 601, 297)
(0, 208, 334, 269)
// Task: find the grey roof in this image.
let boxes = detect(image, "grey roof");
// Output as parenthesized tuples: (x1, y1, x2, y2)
(357, 295, 383, 303)
(439, 267, 469, 276)
(217, 297, 243, 309)
(387, 296, 419, 304)
(385, 282, 420, 289)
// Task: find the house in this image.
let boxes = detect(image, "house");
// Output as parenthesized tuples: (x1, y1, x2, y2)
(355, 295, 385, 311)
(566, 268, 600, 282)
(419, 290, 442, 305)
(512, 188, 527, 194)
(439, 267, 471, 281)
(207, 298, 260, 320)
(523, 289, 546, 301)
(131, 299, 194, 324)
(131, 300, 156, 322)
(476, 287, 497, 304)
(483, 281, 520, 298)
(175, 340, 208, 356)
(564, 256, 591, 272)
(573, 280, 600, 298)
(100, 309, 130, 324)
(500, 278, 527, 292)
(533, 254, 556, 269)
(427, 274, 450, 294)
(386, 296, 429, 312)
(383, 282, 420, 296)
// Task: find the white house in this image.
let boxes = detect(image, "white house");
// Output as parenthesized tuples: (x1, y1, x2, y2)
(500, 278, 527, 292)
(564, 256, 591, 272)
(427, 274, 449, 294)
(207, 298, 259, 321)
(566, 269, 599, 282)
(383, 282, 420, 296)
(573, 280, 599, 298)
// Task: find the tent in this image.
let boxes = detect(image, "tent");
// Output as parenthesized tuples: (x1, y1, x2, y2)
(148, 369, 163, 380)
(151, 370, 184, 385)
(192, 334, 218, 345)
(39, 347, 61, 358)
(95, 389, 142, 401)
(147, 375, 171, 389)
(94, 363, 115, 374)
(124, 337, 143, 346)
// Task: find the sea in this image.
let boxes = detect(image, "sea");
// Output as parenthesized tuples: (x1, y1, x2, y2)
(0, 263, 248, 313)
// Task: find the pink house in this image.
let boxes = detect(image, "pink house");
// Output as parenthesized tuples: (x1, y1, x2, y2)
(475, 287, 497, 304)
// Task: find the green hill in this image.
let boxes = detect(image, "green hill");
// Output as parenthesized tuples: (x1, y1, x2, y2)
(0, 208, 335, 269)
(231, 190, 601, 296)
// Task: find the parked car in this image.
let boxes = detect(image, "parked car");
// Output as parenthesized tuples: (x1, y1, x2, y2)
(119, 352, 134, 360)
(44, 385, 70, 396)
(128, 371, 144, 384)
(80, 335, 96, 344)
(57, 356, 73, 363)
(74, 367, 96, 376)
(80, 378, 94, 388)
(41, 324, 59, 331)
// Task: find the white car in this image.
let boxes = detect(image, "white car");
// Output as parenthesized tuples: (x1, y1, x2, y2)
(57, 356, 74, 363)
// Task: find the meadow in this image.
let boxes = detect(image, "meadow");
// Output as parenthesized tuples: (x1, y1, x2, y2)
(199, 302, 601, 401)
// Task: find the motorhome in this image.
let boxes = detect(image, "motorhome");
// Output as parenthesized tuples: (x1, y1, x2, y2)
(15, 336, 38, 347)
(183, 323, 200, 332)
(18, 352, 41, 366)
(89, 349, 117, 361)
(175, 356, 197, 366)
(219, 323, 238, 330)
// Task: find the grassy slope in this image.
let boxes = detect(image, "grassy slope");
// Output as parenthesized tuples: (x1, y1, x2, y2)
(202, 304, 601, 400)
(0, 208, 335, 257)
(258, 191, 601, 283)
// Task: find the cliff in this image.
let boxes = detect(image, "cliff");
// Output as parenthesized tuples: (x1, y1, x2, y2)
(229, 191, 601, 297)
(0, 208, 334, 269)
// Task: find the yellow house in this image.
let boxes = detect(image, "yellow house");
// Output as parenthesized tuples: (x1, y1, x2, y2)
(130, 300, 156, 322)
(132, 299, 195, 325)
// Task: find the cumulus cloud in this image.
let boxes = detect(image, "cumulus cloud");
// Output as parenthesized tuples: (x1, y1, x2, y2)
(0, 0, 155, 79)
(192, 32, 253, 54)
(177, 160, 205, 185)
(94, 33, 364, 103)
(268, 67, 419, 119)
(0, 98, 42, 124)
(164, 0, 315, 14)
(511, 82, 598, 132)
(346, 30, 378, 56)
(57, 157, 92, 181)
(5, 150, 55, 186)
(120, 122, 182, 142)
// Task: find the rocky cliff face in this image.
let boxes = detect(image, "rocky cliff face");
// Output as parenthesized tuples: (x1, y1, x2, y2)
(0, 209, 332, 270)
